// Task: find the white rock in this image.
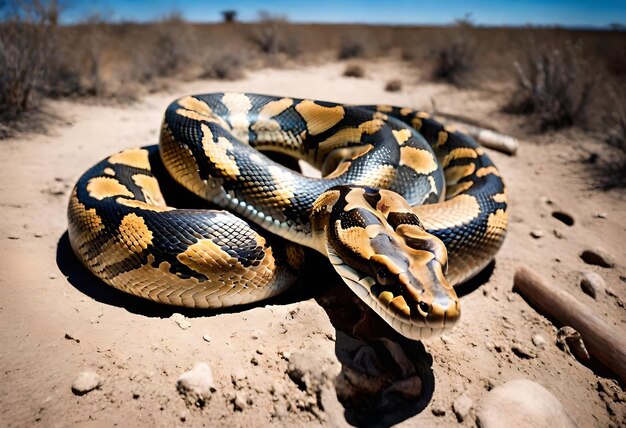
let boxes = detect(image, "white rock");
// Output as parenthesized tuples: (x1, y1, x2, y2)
(72, 370, 103, 395)
(171, 313, 191, 330)
(176, 363, 214, 406)
(530, 230, 544, 239)
(202, 334, 212, 342)
(476, 379, 577, 428)
(579, 271, 605, 299)
(452, 391, 473, 422)
(532, 334, 547, 349)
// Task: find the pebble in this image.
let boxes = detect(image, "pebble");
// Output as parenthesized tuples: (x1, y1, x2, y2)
(580, 249, 615, 268)
(553, 229, 564, 239)
(579, 271, 605, 299)
(532, 334, 547, 349)
(171, 313, 191, 330)
(595, 212, 606, 218)
(431, 403, 446, 416)
(475, 379, 577, 428)
(202, 334, 211, 342)
(452, 392, 473, 422)
(530, 230, 544, 239)
(72, 370, 103, 395)
(233, 392, 247, 411)
(511, 343, 537, 359)
(176, 363, 215, 406)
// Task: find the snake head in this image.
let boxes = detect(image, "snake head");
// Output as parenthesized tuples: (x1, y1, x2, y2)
(313, 186, 460, 340)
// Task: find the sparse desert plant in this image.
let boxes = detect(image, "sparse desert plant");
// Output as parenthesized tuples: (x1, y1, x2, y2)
(147, 13, 192, 78)
(201, 51, 246, 80)
(0, 0, 60, 120)
(385, 79, 402, 92)
(597, 98, 626, 188)
(506, 41, 595, 131)
(249, 11, 300, 58)
(338, 32, 367, 59)
(431, 35, 476, 86)
(343, 63, 365, 78)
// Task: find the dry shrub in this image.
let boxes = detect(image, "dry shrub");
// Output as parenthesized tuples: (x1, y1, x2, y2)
(431, 38, 475, 86)
(506, 41, 595, 131)
(431, 16, 476, 86)
(338, 32, 368, 59)
(0, 0, 59, 120)
(201, 51, 246, 80)
(343, 64, 365, 78)
(249, 12, 300, 58)
(147, 13, 192, 78)
(385, 79, 402, 92)
(596, 98, 626, 188)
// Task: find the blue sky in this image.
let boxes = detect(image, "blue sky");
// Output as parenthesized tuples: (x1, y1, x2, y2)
(62, 0, 626, 27)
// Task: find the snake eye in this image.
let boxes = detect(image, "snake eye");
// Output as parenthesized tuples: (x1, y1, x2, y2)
(418, 301, 430, 314)
(376, 269, 394, 286)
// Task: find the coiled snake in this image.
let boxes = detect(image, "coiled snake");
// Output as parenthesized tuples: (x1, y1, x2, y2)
(68, 93, 507, 340)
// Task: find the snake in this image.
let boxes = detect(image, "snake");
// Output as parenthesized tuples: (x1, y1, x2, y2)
(68, 93, 507, 340)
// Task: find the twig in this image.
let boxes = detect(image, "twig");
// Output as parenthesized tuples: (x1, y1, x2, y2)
(513, 266, 626, 383)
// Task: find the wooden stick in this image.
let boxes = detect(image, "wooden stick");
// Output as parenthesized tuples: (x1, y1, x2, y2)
(513, 266, 626, 383)
(461, 125, 519, 156)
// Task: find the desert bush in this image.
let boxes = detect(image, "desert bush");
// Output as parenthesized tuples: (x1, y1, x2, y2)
(385, 79, 402, 92)
(343, 64, 365, 78)
(597, 98, 626, 188)
(430, 15, 477, 86)
(146, 13, 192, 78)
(505, 41, 595, 131)
(338, 32, 367, 59)
(0, 0, 60, 119)
(201, 51, 246, 80)
(431, 35, 476, 86)
(249, 11, 300, 58)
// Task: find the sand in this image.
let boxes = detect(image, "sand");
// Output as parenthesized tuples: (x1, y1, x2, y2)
(1, 61, 624, 427)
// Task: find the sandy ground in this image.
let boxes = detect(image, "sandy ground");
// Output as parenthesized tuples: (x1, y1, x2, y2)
(1, 61, 625, 427)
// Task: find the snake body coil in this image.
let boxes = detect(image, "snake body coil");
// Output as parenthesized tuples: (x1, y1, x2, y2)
(68, 93, 507, 339)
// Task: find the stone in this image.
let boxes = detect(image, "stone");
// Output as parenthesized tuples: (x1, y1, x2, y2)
(171, 313, 191, 330)
(476, 379, 577, 428)
(176, 363, 215, 406)
(532, 334, 547, 349)
(452, 391, 473, 422)
(530, 230, 544, 239)
(580, 271, 605, 299)
(202, 334, 211, 342)
(233, 392, 247, 411)
(580, 249, 615, 268)
(72, 370, 103, 395)
(511, 343, 537, 359)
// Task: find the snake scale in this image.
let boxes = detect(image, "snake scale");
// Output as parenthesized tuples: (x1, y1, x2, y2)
(68, 93, 507, 340)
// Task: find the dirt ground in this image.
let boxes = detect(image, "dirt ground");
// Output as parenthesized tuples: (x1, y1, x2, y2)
(1, 61, 624, 427)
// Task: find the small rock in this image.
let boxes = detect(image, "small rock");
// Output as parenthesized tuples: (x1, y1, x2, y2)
(202, 334, 211, 342)
(580, 249, 615, 268)
(595, 212, 606, 218)
(64, 333, 80, 343)
(532, 335, 547, 349)
(553, 229, 564, 239)
(72, 370, 103, 395)
(580, 271, 605, 299)
(7, 235, 19, 240)
(476, 379, 577, 428)
(452, 392, 473, 422)
(171, 313, 191, 330)
(176, 363, 215, 407)
(440, 335, 451, 344)
(530, 230, 544, 239)
(557, 326, 590, 364)
(34, 232, 43, 238)
(431, 403, 446, 416)
(250, 356, 259, 366)
(233, 392, 247, 411)
(511, 343, 537, 359)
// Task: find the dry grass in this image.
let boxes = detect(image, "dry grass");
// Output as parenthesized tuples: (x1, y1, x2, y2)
(505, 41, 595, 131)
(0, 1, 59, 120)
(201, 51, 247, 80)
(338, 32, 368, 59)
(343, 64, 365, 78)
(385, 79, 402, 92)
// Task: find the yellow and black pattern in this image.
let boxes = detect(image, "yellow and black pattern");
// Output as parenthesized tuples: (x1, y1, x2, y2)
(68, 93, 507, 340)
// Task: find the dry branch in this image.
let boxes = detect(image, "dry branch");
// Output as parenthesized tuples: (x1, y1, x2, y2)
(513, 266, 626, 383)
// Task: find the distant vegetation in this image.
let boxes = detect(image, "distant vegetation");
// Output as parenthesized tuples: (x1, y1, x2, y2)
(1, 0, 625, 155)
